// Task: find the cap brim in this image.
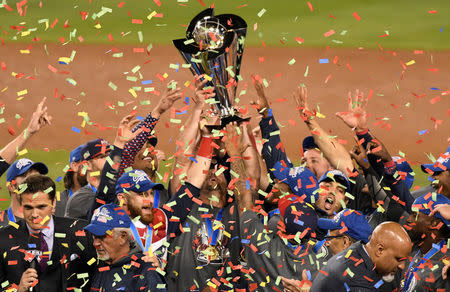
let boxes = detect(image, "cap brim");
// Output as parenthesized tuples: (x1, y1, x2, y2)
(317, 217, 340, 230)
(84, 223, 111, 236)
(30, 162, 48, 175)
(421, 163, 444, 174)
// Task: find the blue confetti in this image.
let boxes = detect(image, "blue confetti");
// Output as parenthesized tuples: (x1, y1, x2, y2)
(176, 110, 187, 115)
(136, 115, 144, 121)
(58, 61, 68, 65)
(319, 58, 329, 64)
(28, 243, 37, 249)
(430, 87, 439, 90)
(245, 179, 250, 190)
(344, 283, 350, 292)
(440, 27, 443, 33)
(418, 129, 428, 135)
(268, 108, 273, 117)
(374, 280, 384, 289)
(306, 270, 311, 280)
(189, 157, 198, 163)
(241, 239, 250, 244)
(176, 63, 179, 72)
(56, 176, 63, 182)
(141, 80, 152, 85)
(71, 126, 80, 133)
(185, 96, 189, 105)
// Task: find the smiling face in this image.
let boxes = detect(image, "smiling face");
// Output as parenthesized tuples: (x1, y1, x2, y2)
(315, 180, 348, 216)
(132, 142, 159, 177)
(118, 190, 155, 225)
(21, 191, 55, 230)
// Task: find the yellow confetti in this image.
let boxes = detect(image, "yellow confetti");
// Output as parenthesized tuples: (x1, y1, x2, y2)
(20, 50, 30, 54)
(406, 60, 415, 66)
(17, 89, 28, 96)
(129, 88, 137, 98)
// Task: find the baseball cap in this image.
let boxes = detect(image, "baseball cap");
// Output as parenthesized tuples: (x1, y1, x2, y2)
(6, 158, 48, 182)
(272, 161, 319, 203)
(318, 170, 351, 191)
(302, 136, 319, 151)
(278, 194, 318, 238)
(317, 209, 373, 243)
(412, 193, 450, 228)
(84, 203, 131, 236)
(392, 156, 414, 190)
(69, 144, 85, 164)
(80, 139, 110, 161)
(115, 169, 163, 195)
(421, 146, 450, 174)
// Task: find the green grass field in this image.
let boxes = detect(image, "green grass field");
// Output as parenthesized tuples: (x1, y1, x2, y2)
(0, 0, 449, 49)
(0, 149, 432, 209)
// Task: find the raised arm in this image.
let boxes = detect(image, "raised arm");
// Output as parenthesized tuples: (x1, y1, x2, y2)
(251, 77, 292, 171)
(169, 76, 214, 195)
(294, 86, 353, 176)
(224, 122, 256, 214)
(88, 114, 143, 219)
(0, 97, 51, 174)
(119, 81, 182, 176)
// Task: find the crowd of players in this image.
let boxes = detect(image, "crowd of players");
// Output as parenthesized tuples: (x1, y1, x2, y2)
(0, 75, 448, 291)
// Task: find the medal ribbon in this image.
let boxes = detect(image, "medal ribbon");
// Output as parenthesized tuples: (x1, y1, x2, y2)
(153, 190, 159, 208)
(130, 222, 153, 253)
(205, 208, 224, 246)
(7, 207, 15, 223)
(403, 239, 445, 291)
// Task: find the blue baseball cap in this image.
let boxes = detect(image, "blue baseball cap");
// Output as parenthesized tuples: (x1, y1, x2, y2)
(317, 209, 373, 243)
(278, 195, 318, 238)
(392, 156, 414, 190)
(421, 146, 450, 174)
(272, 161, 319, 203)
(302, 136, 319, 151)
(84, 204, 131, 236)
(115, 169, 163, 195)
(6, 158, 48, 182)
(69, 144, 85, 164)
(318, 170, 351, 191)
(412, 193, 450, 228)
(80, 138, 110, 161)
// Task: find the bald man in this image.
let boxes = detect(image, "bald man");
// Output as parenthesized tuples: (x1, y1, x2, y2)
(311, 222, 411, 291)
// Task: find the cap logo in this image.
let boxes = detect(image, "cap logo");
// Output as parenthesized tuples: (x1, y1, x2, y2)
(288, 166, 304, 178)
(92, 207, 112, 224)
(131, 170, 149, 184)
(15, 158, 32, 170)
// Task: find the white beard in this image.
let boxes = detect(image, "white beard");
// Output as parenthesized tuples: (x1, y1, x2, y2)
(382, 274, 395, 283)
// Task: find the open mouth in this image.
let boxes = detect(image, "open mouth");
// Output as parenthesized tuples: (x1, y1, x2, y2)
(143, 157, 153, 161)
(324, 196, 334, 210)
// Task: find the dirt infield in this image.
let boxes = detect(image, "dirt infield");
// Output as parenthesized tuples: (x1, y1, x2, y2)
(0, 44, 448, 165)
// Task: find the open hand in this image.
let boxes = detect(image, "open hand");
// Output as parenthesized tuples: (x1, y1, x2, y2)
(366, 137, 392, 163)
(114, 113, 143, 148)
(223, 122, 248, 157)
(152, 80, 182, 118)
(250, 76, 270, 118)
(280, 270, 311, 292)
(336, 89, 369, 131)
(192, 75, 215, 111)
(293, 86, 314, 122)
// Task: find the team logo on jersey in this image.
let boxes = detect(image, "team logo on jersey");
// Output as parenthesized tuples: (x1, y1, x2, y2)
(15, 158, 32, 170)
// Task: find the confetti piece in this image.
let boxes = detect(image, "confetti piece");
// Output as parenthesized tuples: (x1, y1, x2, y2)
(352, 12, 360, 21)
(319, 59, 329, 64)
(307, 2, 313, 11)
(288, 58, 296, 65)
(323, 29, 335, 38)
(257, 8, 266, 18)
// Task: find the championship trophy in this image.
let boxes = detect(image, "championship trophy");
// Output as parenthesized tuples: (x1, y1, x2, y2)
(173, 8, 248, 127)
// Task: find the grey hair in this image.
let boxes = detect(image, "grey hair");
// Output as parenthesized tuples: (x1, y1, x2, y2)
(113, 228, 132, 241)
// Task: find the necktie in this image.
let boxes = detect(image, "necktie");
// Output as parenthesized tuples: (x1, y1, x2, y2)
(38, 232, 49, 272)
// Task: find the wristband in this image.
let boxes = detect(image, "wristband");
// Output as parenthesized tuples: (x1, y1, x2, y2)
(356, 128, 369, 135)
(197, 136, 214, 159)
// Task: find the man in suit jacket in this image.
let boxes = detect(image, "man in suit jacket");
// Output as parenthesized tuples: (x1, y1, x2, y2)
(0, 174, 96, 292)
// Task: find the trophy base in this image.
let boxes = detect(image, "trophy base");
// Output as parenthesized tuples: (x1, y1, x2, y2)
(205, 115, 251, 130)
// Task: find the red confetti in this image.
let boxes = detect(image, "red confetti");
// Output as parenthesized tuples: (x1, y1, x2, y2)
(323, 29, 335, 38)
(352, 12, 361, 21)
(8, 126, 15, 135)
(132, 19, 143, 24)
(295, 37, 304, 44)
(307, 1, 313, 11)
(428, 10, 437, 14)
(430, 96, 440, 104)
(154, 0, 161, 6)
(118, 2, 125, 8)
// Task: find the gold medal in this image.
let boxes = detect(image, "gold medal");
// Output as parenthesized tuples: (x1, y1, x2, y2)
(204, 246, 220, 261)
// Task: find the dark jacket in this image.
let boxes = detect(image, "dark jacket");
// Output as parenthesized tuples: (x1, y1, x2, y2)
(311, 242, 396, 292)
(0, 216, 96, 292)
(90, 252, 166, 292)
